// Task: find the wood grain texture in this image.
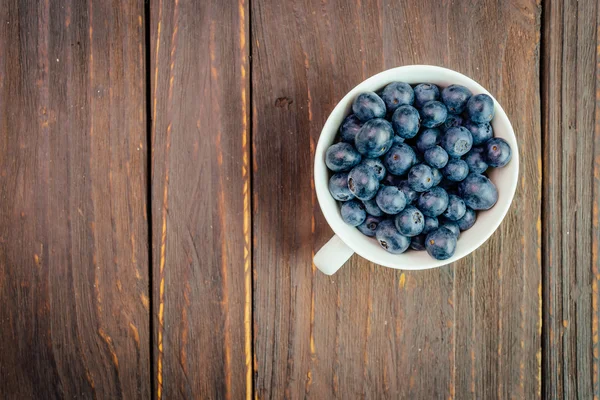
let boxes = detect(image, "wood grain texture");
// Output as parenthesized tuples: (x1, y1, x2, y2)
(150, 0, 252, 398)
(542, 0, 600, 398)
(252, 0, 542, 398)
(0, 0, 150, 398)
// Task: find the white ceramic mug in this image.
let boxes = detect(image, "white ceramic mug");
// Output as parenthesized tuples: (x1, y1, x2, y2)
(313, 65, 519, 275)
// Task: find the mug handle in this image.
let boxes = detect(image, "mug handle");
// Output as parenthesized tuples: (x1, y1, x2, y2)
(313, 235, 354, 275)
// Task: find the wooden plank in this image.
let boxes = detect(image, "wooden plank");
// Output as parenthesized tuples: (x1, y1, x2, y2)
(252, 0, 541, 398)
(0, 0, 150, 398)
(542, 0, 600, 398)
(150, 0, 252, 398)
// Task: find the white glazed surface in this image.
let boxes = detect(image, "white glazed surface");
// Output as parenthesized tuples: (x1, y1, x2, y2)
(314, 65, 519, 270)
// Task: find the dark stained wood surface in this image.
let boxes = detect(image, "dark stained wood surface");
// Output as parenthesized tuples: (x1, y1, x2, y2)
(150, 0, 252, 398)
(0, 0, 150, 398)
(542, 0, 600, 398)
(251, 0, 541, 398)
(0, 0, 598, 398)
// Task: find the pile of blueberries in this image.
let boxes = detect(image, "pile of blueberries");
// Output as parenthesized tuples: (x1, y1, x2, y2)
(326, 82, 512, 260)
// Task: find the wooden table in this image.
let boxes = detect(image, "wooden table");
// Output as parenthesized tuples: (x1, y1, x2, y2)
(0, 0, 598, 398)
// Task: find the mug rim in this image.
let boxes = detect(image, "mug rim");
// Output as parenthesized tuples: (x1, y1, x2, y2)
(314, 65, 519, 270)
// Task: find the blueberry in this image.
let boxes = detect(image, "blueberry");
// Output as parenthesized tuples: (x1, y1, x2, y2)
(392, 135, 405, 145)
(394, 206, 424, 237)
(456, 207, 477, 231)
(416, 128, 441, 152)
(352, 91, 386, 121)
(431, 167, 443, 186)
(425, 227, 457, 260)
(463, 147, 488, 174)
(357, 214, 382, 237)
(441, 114, 464, 132)
(362, 198, 384, 217)
(440, 126, 473, 157)
(441, 84, 472, 114)
(383, 173, 403, 187)
(423, 216, 439, 234)
(467, 93, 494, 123)
(458, 173, 498, 210)
(340, 114, 364, 143)
(329, 172, 354, 201)
(360, 158, 386, 181)
(381, 82, 414, 112)
(484, 137, 512, 167)
(410, 234, 427, 251)
(391, 105, 420, 139)
(424, 145, 449, 169)
(442, 194, 466, 221)
(355, 118, 394, 157)
(383, 143, 416, 175)
(419, 101, 448, 128)
(417, 186, 449, 217)
(325, 142, 362, 172)
(408, 164, 434, 192)
(340, 200, 367, 226)
(348, 164, 380, 200)
(413, 83, 440, 108)
(442, 159, 469, 182)
(463, 120, 493, 146)
(441, 219, 461, 238)
(398, 180, 418, 204)
(376, 220, 410, 254)
(376, 185, 407, 215)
